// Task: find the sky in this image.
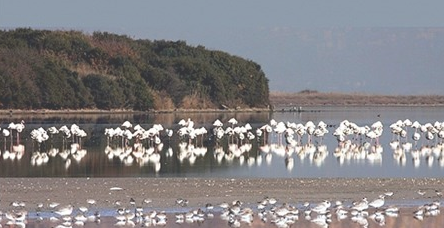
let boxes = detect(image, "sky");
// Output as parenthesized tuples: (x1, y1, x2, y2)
(1, 0, 444, 95)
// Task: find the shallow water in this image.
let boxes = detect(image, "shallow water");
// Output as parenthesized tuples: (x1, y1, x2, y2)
(9, 206, 444, 228)
(0, 106, 444, 178)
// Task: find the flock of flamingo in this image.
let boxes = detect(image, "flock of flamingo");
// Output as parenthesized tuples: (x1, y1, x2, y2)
(1, 117, 444, 172)
(0, 120, 25, 160)
(99, 117, 444, 172)
(0, 121, 88, 169)
(1, 118, 444, 227)
(389, 119, 444, 167)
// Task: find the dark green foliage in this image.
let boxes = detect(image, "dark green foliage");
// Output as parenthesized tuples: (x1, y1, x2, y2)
(0, 28, 270, 110)
(82, 75, 124, 109)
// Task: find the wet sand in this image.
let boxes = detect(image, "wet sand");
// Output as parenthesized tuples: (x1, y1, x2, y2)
(1, 177, 443, 211)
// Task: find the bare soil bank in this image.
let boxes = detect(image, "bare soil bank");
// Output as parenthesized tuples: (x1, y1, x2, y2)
(1, 92, 443, 115)
(0, 107, 271, 116)
(0, 178, 442, 211)
(270, 92, 444, 107)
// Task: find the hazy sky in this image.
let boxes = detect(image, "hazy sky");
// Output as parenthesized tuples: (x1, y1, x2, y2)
(1, 0, 444, 94)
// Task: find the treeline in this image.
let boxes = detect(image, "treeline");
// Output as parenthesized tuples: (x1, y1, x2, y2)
(0, 28, 270, 110)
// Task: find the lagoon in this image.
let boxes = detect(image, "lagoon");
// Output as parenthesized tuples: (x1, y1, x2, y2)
(0, 106, 443, 178)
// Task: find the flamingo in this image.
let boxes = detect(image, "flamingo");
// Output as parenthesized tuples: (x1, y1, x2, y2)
(305, 121, 316, 144)
(294, 123, 306, 144)
(369, 121, 384, 145)
(59, 125, 71, 148)
(228, 118, 238, 127)
(270, 119, 277, 127)
(2, 128, 10, 151)
(76, 129, 87, 149)
(390, 120, 403, 141)
(12, 120, 25, 145)
(403, 119, 413, 138)
(7, 122, 15, 145)
(30, 127, 49, 151)
(411, 121, 422, 146)
(258, 124, 272, 145)
(213, 119, 223, 128)
(273, 122, 286, 145)
(47, 126, 59, 143)
(165, 129, 173, 143)
(121, 121, 133, 129)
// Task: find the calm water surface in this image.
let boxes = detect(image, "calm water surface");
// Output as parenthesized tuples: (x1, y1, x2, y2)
(12, 207, 444, 228)
(0, 106, 444, 178)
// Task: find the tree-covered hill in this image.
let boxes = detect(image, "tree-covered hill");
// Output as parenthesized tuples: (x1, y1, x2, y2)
(0, 28, 269, 110)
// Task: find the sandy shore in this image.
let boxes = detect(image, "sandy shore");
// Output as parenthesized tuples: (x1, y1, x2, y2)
(1, 177, 442, 211)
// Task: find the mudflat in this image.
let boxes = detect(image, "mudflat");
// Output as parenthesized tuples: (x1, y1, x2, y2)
(269, 91, 444, 107)
(1, 177, 442, 210)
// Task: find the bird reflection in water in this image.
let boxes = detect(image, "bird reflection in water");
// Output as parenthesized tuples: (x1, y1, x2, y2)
(29, 124, 87, 169)
(1, 121, 26, 162)
(6, 116, 444, 178)
(332, 120, 384, 166)
(388, 119, 444, 169)
(103, 121, 168, 172)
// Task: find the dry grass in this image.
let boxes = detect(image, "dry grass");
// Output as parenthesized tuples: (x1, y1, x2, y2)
(180, 92, 217, 109)
(152, 90, 175, 110)
(270, 91, 444, 107)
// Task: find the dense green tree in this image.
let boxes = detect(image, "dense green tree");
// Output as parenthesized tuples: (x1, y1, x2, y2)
(0, 29, 270, 110)
(82, 74, 125, 109)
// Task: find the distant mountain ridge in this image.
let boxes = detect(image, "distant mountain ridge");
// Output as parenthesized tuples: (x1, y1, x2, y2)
(0, 28, 270, 110)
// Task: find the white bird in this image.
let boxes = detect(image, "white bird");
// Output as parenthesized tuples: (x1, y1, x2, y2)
(2, 128, 10, 150)
(412, 131, 421, 142)
(121, 121, 132, 129)
(368, 195, 385, 209)
(87, 199, 97, 205)
(352, 198, 369, 211)
(213, 119, 223, 127)
(165, 129, 174, 139)
(5, 209, 27, 222)
(54, 204, 73, 216)
(228, 118, 238, 126)
(12, 120, 25, 145)
(312, 200, 331, 214)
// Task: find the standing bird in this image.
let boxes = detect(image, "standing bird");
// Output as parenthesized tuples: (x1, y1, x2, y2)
(411, 121, 422, 146)
(165, 129, 173, 143)
(352, 198, 369, 212)
(47, 126, 59, 145)
(228, 118, 238, 127)
(2, 128, 10, 151)
(369, 195, 385, 209)
(7, 122, 15, 146)
(14, 120, 25, 145)
(122, 121, 133, 129)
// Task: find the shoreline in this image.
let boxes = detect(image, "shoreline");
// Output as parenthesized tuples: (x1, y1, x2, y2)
(1, 177, 442, 211)
(1, 103, 444, 116)
(0, 108, 272, 116)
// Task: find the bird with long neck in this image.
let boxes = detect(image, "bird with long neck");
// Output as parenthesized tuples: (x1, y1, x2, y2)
(15, 120, 25, 145)
(7, 122, 15, 146)
(2, 128, 11, 151)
